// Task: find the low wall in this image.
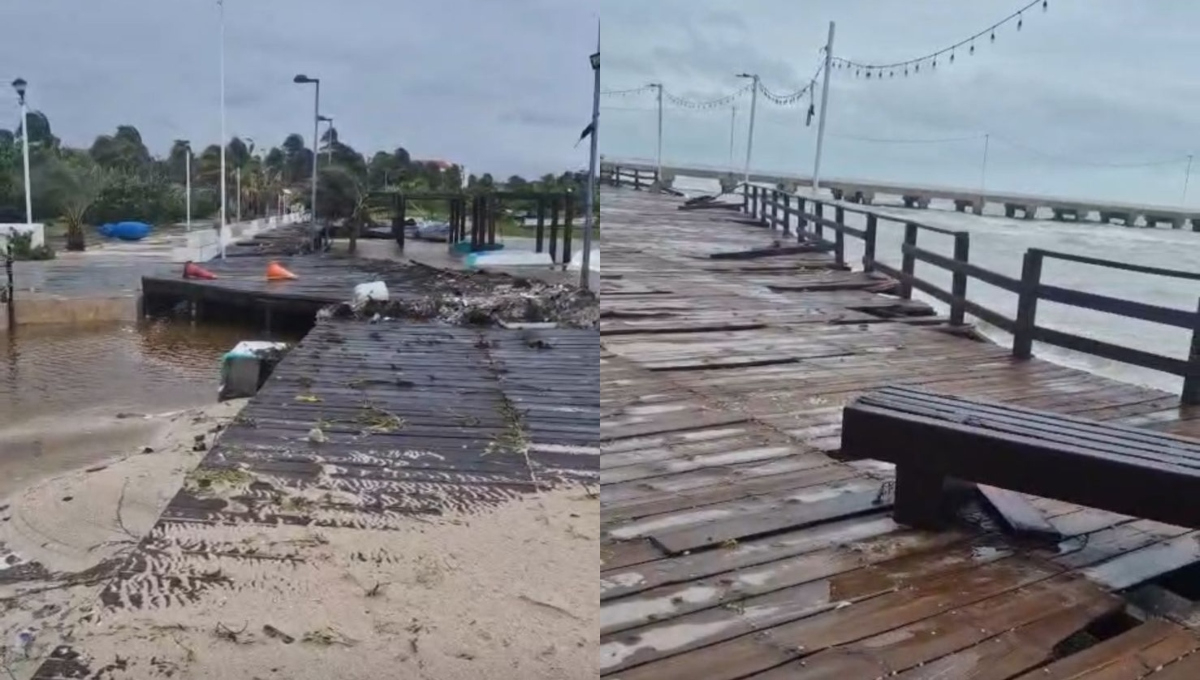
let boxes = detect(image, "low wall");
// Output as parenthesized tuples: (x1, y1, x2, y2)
(0, 223, 46, 249)
(0, 295, 139, 331)
(170, 211, 309, 263)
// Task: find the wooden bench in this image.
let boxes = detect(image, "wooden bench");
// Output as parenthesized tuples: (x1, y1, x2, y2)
(841, 385, 1200, 531)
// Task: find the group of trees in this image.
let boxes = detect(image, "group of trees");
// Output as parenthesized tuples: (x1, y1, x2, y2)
(0, 108, 585, 253)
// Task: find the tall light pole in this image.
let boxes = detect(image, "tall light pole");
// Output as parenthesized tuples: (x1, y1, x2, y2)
(728, 105, 737, 175)
(736, 73, 760, 187)
(318, 115, 334, 162)
(812, 21, 836, 193)
(218, 0, 228, 259)
(648, 82, 663, 190)
(293, 74, 320, 244)
(11, 78, 32, 226)
(184, 141, 192, 231)
(583, 39, 599, 291)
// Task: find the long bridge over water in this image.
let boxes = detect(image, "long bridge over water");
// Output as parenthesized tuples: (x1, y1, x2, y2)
(601, 157, 1200, 230)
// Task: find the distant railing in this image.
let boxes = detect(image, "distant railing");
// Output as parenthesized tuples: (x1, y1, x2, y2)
(600, 164, 659, 191)
(374, 190, 577, 264)
(741, 184, 1200, 405)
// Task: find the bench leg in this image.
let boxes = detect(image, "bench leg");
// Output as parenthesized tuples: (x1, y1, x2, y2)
(893, 465, 948, 529)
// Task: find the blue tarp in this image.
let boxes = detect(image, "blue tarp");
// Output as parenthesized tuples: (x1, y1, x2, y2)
(97, 221, 151, 241)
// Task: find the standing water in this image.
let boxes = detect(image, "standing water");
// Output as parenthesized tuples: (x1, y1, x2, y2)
(0, 321, 303, 497)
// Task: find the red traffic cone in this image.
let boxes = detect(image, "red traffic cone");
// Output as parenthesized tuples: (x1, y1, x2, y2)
(266, 261, 298, 281)
(183, 261, 218, 280)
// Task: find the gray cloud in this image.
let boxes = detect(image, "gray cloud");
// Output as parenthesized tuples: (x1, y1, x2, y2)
(602, 0, 1200, 205)
(0, 0, 596, 177)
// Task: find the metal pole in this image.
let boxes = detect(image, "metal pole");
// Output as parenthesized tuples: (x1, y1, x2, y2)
(728, 105, 737, 174)
(326, 119, 334, 162)
(1185, 154, 1194, 206)
(743, 75, 759, 186)
(185, 148, 192, 231)
(654, 83, 663, 191)
(218, 0, 227, 259)
(236, 166, 241, 223)
(980, 133, 990, 197)
(583, 36, 599, 291)
(812, 21, 836, 193)
(312, 81, 320, 240)
(18, 98, 31, 226)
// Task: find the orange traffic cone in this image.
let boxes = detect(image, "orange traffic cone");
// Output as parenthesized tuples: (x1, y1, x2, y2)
(265, 261, 297, 281)
(183, 261, 218, 280)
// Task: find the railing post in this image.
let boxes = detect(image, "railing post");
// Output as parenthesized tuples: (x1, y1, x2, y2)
(834, 206, 846, 268)
(814, 202, 825, 241)
(950, 233, 970, 326)
(1183, 297, 1200, 405)
(781, 194, 791, 235)
(751, 186, 760, 223)
(742, 184, 749, 214)
(796, 197, 807, 235)
(900, 222, 919, 299)
(634, 169, 642, 191)
(1013, 249, 1044, 360)
(770, 190, 778, 230)
(863, 214, 877, 272)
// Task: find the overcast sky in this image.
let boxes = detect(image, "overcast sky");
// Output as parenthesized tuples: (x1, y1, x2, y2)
(602, 0, 1200, 206)
(0, 0, 595, 178)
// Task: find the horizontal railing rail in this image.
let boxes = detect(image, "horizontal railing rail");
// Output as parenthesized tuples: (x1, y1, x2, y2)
(741, 184, 1200, 405)
(600, 163, 659, 191)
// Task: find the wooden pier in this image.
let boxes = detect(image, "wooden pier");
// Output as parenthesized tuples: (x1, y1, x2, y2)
(32, 318, 599, 678)
(600, 185, 1200, 679)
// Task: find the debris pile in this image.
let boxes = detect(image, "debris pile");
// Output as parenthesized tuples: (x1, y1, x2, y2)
(321, 280, 597, 329)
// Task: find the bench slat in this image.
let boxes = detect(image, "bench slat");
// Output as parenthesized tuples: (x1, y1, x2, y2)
(874, 385, 1200, 454)
(859, 391, 1200, 471)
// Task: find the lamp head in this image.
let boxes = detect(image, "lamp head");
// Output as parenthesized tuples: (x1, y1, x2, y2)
(11, 78, 27, 100)
(590, 52, 599, 70)
(293, 74, 316, 84)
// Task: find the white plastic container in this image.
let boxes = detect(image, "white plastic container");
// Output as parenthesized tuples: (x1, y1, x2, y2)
(354, 281, 390, 303)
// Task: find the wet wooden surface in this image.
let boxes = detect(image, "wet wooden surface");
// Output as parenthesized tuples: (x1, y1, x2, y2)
(599, 186, 1200, 679)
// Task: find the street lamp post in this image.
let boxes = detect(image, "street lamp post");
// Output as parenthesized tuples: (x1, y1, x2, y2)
(184, 142, 192, 231)
(293, 74, 321, 246)
(318, 115, 334, 162)
(736, 73, 760, 187)
(11, 78, 32, 226)
(218, 0, 227, 259)
(582, 45, 599, 290)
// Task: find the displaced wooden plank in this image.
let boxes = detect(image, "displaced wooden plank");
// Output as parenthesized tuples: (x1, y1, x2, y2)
(978, 484, 1060, 538)
(648, 487, 890, 555)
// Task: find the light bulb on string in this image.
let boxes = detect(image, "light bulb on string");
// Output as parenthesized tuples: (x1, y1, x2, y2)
(932, 57, 937, 68)
(1018, 12, 1023, 30)
(915, 63, 920, 73)
(969, 41, 975, 55)
(950, 50, 955, 63)
(990, 31, 996, 42)
(1043, 0, 1048, 10)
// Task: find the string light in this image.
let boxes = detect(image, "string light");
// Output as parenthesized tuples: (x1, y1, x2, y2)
(832, 0, 1046, 79)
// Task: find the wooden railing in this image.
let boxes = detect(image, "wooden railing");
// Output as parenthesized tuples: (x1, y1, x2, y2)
(742, 184, 1200, 405)
(379, 191, 576, 263)
(600, 164, 659, 190)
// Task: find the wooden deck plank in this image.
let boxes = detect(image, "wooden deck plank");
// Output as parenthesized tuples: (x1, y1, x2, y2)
(599, 186, 1200, 679)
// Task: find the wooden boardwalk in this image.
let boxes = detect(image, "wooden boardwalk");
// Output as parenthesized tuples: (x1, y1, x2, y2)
(32, 319, 599, 678)
(600, 186, 1200, 679)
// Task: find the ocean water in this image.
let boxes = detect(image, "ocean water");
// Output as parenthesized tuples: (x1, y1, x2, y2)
(670, 175, 1200, 395)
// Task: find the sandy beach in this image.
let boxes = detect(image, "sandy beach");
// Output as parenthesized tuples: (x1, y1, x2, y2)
(0, 401, 246, 678)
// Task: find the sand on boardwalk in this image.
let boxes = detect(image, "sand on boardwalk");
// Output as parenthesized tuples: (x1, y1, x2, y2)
(1, 405, 599, 679)
(0, 400, 246, 679)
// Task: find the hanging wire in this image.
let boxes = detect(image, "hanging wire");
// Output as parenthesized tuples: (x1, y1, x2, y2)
(833, 0, 1045, 73)
(758, 59, 826, 106)
(662, 81, 755, 109)
(600, 85, 656, 97)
